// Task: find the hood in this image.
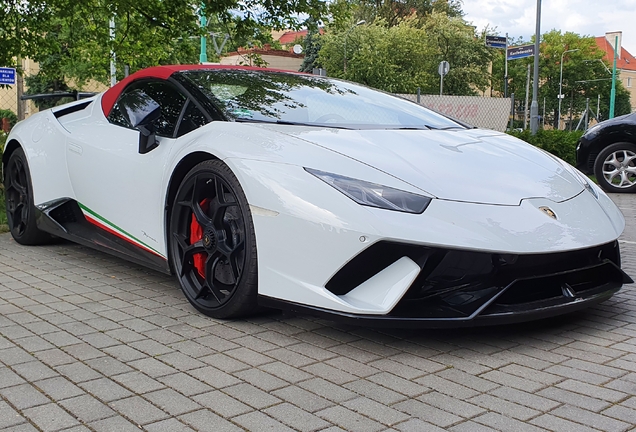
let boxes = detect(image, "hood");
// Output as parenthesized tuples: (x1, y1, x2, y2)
(265, 126, 584, 206)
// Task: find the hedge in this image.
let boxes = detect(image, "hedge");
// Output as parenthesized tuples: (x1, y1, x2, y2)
(507, 129, 583, 166)
(0, 109, 18, 130)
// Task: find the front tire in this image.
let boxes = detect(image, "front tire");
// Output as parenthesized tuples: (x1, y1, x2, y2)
(169, 160, 258, 319)
(4, 148, 51, 245)
(594, 142, 636, 193)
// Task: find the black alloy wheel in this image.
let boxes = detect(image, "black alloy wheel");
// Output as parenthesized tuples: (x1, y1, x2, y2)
(4, 148, 50, 245)
(169, 160, 258, 318)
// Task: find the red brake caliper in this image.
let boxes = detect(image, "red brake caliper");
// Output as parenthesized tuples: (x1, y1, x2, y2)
(189, 199, 211, 279)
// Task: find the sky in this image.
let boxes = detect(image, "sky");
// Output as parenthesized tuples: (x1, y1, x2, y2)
(462, 0, 636, 52)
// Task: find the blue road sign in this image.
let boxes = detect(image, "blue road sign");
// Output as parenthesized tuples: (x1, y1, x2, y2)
(0, 68, 16, 85)
(507, 45, 535, 60)
(486, 36, 506, 49)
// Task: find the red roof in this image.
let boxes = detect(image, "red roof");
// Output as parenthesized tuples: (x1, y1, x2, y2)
(595, 36, 636, 71)
(277, 29, 324, 45)
(100, 64, 298, 116)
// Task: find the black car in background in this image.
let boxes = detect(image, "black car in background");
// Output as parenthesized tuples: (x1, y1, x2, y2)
(576, 112, 636, 193)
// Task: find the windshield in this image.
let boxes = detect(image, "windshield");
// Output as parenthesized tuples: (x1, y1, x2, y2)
(180, 69, 464, 130)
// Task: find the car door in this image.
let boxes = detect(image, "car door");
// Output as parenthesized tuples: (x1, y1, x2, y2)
(65, 79, 207, 261)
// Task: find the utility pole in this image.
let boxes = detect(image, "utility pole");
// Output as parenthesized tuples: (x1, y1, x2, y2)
(529, 0, 541, 135)
(110, 17, 116, 86)
(16, 56, 25, 121)
(524, 64, 531, 130)
(504, 33, 509, 97)
(609, 35, 618, 118)
(199, 4, 208, 63)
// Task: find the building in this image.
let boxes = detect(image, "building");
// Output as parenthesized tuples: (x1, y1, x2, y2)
(595, 32, 636, 112)
(219, 45, 304, 71)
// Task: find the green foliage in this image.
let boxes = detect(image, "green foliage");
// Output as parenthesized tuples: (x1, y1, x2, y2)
(493, 30, 632, 126)
(299, 25, 324, 72)
(352, 0, 463, 29)
(318, 14, 493, 95)
(507, 129, 583, 165)
(0, 110, 18, 128)
(2, 0, 328, 87)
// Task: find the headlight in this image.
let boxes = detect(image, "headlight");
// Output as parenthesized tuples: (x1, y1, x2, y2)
(305, 168, 432, 214)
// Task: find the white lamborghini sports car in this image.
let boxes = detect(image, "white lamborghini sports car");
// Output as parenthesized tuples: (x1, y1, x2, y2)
(3, 65, 632, 327)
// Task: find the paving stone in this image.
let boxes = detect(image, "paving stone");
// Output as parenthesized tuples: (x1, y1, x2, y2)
(0, 367, 26, 389)
(272, 385, 334, 413)
(127, 357, 177, 378)
(602, 405, 636, 424)
(192, 390, 252, 417)
(414, 374, 476, 399)
(78, 378, 133, 402)
(109, 396, 169, 425)
(111, 371, 166, 393)
(419, 391, 486, 419)
(233, 368, 288, 391)
(144, 418, 194, 432)
(302, 363, 357, 385)
(449, 420, 498, 432)
(89, 415, 141, 432)
(264, 402, 331, 431)
(530, 414, 598, 432)
(298, 378, 357, 403)
(259, 361, 313, 383)
(155, 352, 205, 370)
(85, 356, 134, 376)
(22, 403, 80, 432)
(34, 376, 85, 401)
(58, 394, 116, 423)
(393, 399, 463, 428)
(188, 366, 242, 388)
(556, 379, 628, 403)
(157, 372, 213, 396)
(233, 410, 296, 432)
(0, 401, 27, 429)
(488, 386, 561, 412)
(0, 383, 51, 410)
(178, 409, 243, 432)
(316, 405, 385, 432)
(223, 383, 281, 409)
(55, 362, 102, 383)
(144, 388, 201, 416)
(343, 397, 410, 426)
(0, 347, 35, 366)
(472, 412, 545, 432)
(469, 393, 540, 421)
(550, 405, 631, 432)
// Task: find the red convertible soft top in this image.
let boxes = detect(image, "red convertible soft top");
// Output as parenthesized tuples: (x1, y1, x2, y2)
(100, 64, 299, 117)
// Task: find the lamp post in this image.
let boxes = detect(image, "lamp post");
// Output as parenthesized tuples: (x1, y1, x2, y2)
(529, 0, 541, 135)
(557, 48, 579, 130)
(344, 20, 365, 74)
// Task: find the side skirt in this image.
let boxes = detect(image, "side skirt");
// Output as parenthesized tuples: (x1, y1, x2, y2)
(35, 198, 171, 274)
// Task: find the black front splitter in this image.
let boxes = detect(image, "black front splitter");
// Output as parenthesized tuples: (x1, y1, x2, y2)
(258, 286, 621, 329)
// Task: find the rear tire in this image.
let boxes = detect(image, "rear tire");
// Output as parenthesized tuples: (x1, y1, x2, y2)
(4, 148, 51, 245)
(594, 142, 636, 193)
(168, 159, 258, 319)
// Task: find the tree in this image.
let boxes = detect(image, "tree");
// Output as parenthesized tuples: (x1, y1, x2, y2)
(352, 0, 463, 28)
(317, 13, 493, 95)
(492, 30, 631, 127)
(1, 0, 328, 84)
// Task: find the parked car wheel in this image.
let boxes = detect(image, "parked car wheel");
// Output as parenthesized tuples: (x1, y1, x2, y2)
(4, 148, 52, 245)
(169, 160, 258, 318)
(593, 142, 636, 193)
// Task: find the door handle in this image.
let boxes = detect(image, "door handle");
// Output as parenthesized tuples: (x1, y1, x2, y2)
(68, 142, 83, 155)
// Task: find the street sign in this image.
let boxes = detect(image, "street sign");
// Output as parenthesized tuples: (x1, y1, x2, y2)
(438, 61, 450, 76)
(0, 67, 16, 85)
(486, 35, 507, 49)
(507, 45, 535, 60)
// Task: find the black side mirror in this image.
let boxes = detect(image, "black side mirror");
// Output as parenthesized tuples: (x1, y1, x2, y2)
(119, 90, 162, 154)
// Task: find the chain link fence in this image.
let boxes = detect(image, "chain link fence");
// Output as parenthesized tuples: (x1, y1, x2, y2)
(399, 94, 512, 132)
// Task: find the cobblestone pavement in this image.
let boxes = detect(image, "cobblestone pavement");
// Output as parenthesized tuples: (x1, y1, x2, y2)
(1, 195, 636, 432)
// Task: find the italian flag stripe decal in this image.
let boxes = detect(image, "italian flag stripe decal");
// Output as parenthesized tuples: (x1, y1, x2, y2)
(78, 203, 166, 259)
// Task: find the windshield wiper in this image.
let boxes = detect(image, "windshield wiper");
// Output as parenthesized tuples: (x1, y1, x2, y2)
(234, 118, 354, 129)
